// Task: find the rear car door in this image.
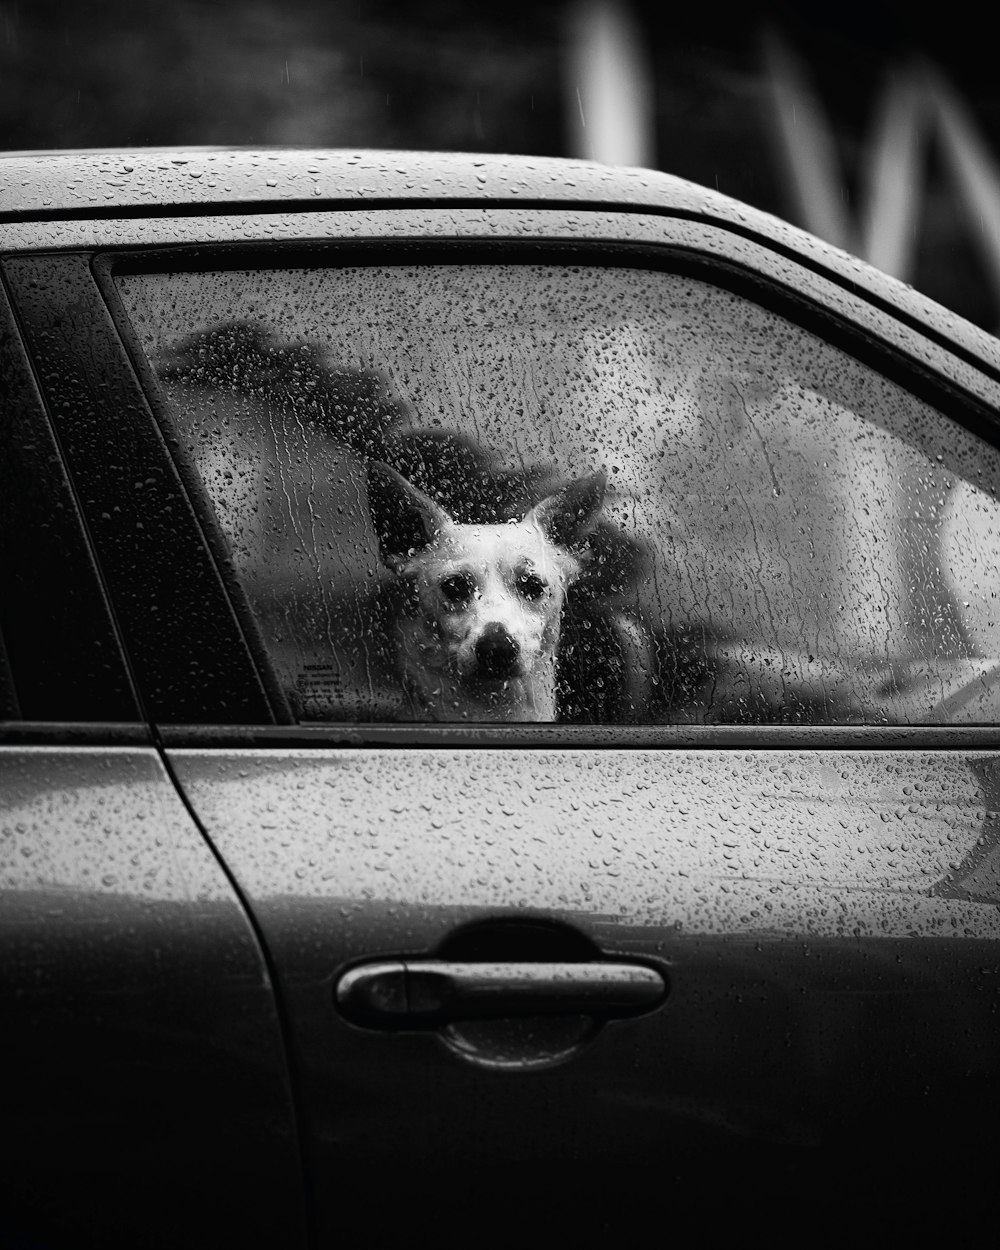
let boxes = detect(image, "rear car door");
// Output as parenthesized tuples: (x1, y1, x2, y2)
(9, 204, 1000, 1241)
(0, 263, 306, 1249)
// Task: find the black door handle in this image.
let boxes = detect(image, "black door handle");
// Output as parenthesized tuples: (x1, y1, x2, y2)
(336, 959, 668, 1029)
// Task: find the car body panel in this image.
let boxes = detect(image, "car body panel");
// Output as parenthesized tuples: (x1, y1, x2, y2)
(168, 748, 1000, 930)
(0, 747, 308, 1248)
(167, 745, 1000, 1234)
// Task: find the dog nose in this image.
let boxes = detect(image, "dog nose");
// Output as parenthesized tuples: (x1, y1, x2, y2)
(474, 623, 520, 679)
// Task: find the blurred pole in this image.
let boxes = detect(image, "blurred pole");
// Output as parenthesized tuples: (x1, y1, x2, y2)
(760, 28, 857, 254)
(925, 66, 1000, 319)
(859, 69, 925, 283)
(763, 27, 1000, 325)
(563, 0, 656, 167)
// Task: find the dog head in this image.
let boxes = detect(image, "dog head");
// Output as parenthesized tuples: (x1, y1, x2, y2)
(367, 462, 606, 719)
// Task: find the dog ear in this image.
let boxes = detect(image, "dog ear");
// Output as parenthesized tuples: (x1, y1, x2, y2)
(528, 470, 607, 548)
(367, 462, 452, 569)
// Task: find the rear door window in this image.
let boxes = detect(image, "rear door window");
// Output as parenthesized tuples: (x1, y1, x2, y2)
(113, 261, 1000, 725)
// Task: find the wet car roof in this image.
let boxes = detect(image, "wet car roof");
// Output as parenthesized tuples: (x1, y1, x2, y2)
(0, 147, 764, 217)
(3, 146, 999, 376)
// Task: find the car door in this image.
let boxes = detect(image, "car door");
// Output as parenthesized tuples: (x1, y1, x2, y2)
(0, 266, 307, 1249)
(9, 209, 1000, 1242)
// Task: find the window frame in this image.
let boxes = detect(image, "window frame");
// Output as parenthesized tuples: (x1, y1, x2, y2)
(9, 229, 1000, 746)
(2, 251, 288, 729)
(0, 266, 144, 742)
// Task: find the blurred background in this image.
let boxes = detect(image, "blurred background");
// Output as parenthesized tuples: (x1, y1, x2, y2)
(3, 0, 999, 331)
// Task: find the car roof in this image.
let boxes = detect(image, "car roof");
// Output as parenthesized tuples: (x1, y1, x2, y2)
(0, 146, 739, 216)
(3, 146, 999, 376)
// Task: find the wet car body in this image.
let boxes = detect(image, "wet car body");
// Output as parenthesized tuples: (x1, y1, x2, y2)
(3, 149, 1000, 1244)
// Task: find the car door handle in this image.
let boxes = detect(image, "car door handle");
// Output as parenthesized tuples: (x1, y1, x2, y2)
(336, 959, 668, 1029)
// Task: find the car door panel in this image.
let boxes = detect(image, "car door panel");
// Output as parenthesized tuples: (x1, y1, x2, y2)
(168, 745, 1000, 1235)
(0, 746, 308, 1249)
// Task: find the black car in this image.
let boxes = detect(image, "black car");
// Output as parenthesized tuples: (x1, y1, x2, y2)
(3, 148, 1000, 1246)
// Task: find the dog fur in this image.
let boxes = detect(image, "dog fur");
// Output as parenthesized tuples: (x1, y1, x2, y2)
(367, 462, 606, 721)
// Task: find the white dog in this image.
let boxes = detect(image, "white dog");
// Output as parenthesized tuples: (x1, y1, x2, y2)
(367, 462, 606, 721)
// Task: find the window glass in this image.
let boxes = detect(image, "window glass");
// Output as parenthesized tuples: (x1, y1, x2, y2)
(115, 264, 1000, 724)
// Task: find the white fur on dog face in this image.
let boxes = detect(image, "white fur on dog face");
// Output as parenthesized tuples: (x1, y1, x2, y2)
(368, 462, 605, 720)
(400, 515, 581, 682)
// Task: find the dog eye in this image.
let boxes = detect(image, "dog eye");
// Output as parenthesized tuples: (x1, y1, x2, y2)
(440, 573, 475, 604)
(516, 573, 547, 601)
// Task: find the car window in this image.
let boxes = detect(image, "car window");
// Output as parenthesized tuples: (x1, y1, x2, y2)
(113, 262, 1000, 725)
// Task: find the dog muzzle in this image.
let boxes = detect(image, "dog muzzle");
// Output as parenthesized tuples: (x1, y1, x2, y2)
(472, 623, 522, 680)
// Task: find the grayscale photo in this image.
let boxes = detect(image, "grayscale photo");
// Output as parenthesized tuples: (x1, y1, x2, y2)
(3, 1, 1000, 1244)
